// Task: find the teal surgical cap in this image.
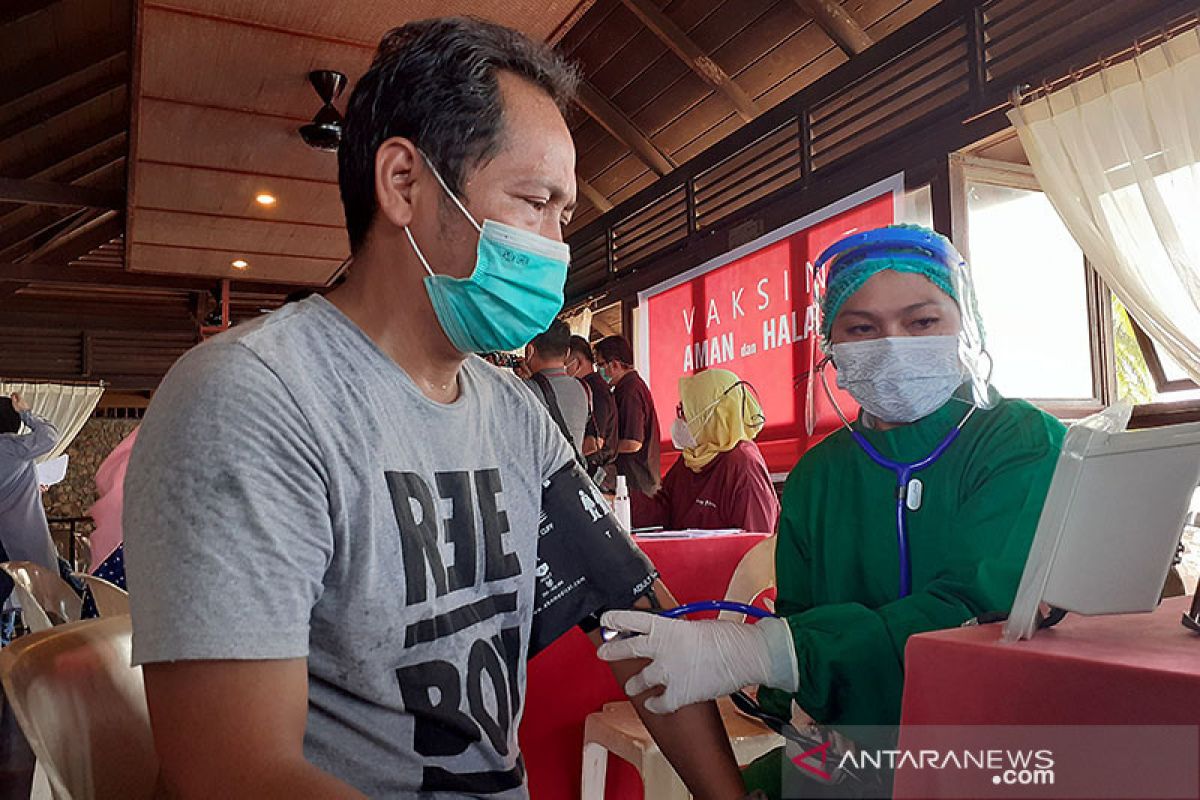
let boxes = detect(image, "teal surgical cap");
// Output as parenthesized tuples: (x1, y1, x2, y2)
(816, 224, 964, 341)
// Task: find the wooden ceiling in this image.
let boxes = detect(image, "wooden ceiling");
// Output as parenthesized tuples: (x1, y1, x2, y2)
(562, 0, 939, 232)
(127, 0, 594, 285)
(0, 0, 936, 388)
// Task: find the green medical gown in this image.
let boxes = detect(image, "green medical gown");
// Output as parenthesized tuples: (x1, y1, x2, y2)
(756, 389, 1066, 729)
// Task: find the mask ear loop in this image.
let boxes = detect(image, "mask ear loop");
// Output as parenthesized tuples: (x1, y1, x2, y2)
(736, 381, 766, 431)
(416, 148, 483, 234)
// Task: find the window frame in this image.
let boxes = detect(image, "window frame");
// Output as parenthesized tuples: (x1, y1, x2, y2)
(1129, 320, 1200, 395)
(949, 154, 1113, 419)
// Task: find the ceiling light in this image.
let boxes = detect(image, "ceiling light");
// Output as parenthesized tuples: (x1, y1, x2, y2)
(255, 193, 277, 206)
(231, 259, 250, 270)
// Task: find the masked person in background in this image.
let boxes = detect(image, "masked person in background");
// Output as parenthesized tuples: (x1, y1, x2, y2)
(600, 225, 1067, 796)
(632, 369, 779, 533)
(125, 18, 747, 800)
(594, 335, 662, 497)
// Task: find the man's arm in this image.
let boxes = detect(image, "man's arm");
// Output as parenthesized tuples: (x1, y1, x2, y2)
(582, 435, 601, 456)
(616, 438, 643, 453)
(145, 659, 366, 799)
(588, 581, 746, 800)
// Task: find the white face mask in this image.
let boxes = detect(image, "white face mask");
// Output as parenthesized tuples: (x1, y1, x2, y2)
(830, 335, 965, 424)
(670, 387, 740, 450)
(670, 417, 698, 450)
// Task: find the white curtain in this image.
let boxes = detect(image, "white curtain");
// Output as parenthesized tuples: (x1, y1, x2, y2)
(562, 306, 594, 339)
(0, 381, 104, 462)
(1009, 28, 1200, 383)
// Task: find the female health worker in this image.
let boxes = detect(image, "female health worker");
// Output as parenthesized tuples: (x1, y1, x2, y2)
(599, 225, 1067, 791)
(632, 368, 780, 533)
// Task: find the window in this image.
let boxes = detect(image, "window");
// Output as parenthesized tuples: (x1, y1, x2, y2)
(954, 156, 1100, 405)
(953, 150, 1200, 424)
(1121, 301, 1200, 402)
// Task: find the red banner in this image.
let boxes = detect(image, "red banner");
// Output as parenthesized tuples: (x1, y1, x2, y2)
(637, 178, 900, 475)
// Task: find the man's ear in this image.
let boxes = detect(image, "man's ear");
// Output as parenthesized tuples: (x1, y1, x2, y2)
(374, 138, 420, 231)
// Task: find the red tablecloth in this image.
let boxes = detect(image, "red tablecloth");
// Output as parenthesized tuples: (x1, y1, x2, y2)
(521, 532, 771, 800)
(895, 596, 1200, 798)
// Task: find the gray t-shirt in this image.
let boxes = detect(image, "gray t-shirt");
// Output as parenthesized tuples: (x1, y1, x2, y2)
(124, 296, 574, 799)
(523, 367, 588, 459)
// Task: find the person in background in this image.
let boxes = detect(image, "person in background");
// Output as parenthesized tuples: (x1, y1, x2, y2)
(632, 369, 779, 533)
(523, 320, 589, 460)
(565, 335, 618, 473)
(599, 225, 1067, 797)
(0, 393, 61, 577)
(86, 426, 138, 588)
(594, 335, 661, 497)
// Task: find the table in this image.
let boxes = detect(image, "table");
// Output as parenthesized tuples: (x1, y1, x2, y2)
(895, 596, 1200, 798)
(521, 531, 772, 800)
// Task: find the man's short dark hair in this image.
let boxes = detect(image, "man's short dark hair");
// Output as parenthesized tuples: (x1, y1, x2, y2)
(529, 319, 572, 360)
(568, 335, 594, 364)
(595, 335, 634, 367)
(339, 17, 579, 252)
(0, 397, 20, 435)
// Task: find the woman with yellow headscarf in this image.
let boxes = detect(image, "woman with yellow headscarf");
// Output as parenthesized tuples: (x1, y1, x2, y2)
(630, 368, 780, 532)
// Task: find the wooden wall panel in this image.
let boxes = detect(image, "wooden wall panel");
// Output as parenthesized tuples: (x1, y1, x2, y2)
(128, 242, 340, 285)
(133, 163, 344, 227)
(130, 210, 349, 261)
(149, 0, 586, 43)
(140, 6, 372, 118)
(134, 99, 338, 181)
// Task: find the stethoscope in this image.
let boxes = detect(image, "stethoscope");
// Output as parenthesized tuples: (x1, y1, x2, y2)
(815, 355, 977, 598)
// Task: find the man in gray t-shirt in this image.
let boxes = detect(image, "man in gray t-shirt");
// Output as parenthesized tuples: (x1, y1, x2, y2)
(125, 17, 746, 800)
(523, 320, 588, 459)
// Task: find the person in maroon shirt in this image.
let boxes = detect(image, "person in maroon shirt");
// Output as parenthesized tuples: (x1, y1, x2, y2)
(594, 335, 661, 496)
(632, 368, 779, 533)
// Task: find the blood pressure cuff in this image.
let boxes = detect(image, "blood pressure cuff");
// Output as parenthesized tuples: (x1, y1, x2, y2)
(529, 462, 658, 657)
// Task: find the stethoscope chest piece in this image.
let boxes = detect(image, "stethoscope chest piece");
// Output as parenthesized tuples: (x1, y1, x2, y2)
(905, 478, 923, 511)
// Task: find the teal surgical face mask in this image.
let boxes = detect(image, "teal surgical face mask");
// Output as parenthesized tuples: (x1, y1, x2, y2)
(405, 153, 570, 354)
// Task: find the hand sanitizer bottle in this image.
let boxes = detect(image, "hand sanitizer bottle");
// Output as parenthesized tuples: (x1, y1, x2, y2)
(613, 475, 632, 532)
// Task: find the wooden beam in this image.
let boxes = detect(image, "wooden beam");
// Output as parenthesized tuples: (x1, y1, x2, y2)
(0, 0, 58, 27)
(19, 210, 120, 264)
(0, 262, 311, 294)
(576, 175, 613, 213)
(0, 282, 24, 306)
(618, 0, 760, 122)
(793, 0, 873, 56)
(0, 145, 127, 238)
(0, 209, 90, 262)
(0, 73, 126, 143)
(576, 82, 675, 176)
(0, 43, 125, 111)
(0, 178, 123, 209)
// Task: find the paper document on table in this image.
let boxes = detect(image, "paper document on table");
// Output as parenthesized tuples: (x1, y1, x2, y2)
(635, 528, 743, 539)
(36, 454, 69, 486)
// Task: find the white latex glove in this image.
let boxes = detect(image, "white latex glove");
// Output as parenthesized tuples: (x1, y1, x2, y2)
(597, 610, 798, 714)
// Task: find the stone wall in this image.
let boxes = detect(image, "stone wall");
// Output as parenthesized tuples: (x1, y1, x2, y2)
(43, 418, 138, 522)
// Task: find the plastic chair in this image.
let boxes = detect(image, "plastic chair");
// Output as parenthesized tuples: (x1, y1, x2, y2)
(581, 535, 782, 800)
(718, 535, 776, 619)
(0, 616, 157, 799)
(0, 562, 82, 632)
(75, 575, 130, 618)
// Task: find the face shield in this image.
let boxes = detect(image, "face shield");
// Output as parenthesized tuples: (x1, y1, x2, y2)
(810, 224, 995, 424)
